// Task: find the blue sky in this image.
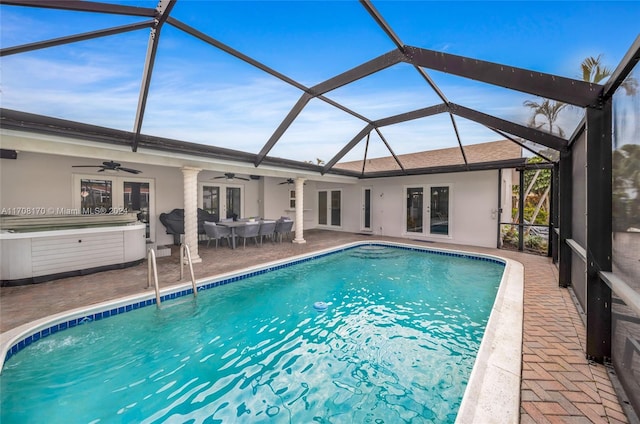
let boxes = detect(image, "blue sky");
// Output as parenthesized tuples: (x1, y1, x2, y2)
(1, 1, 639, 163)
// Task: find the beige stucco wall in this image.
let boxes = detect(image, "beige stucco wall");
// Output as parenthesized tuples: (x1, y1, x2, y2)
(313, 170, 501, 248)
(1, 150, 503, 249)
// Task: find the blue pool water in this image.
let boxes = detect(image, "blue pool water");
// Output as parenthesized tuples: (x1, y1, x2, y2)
(0, 245, 504, 423)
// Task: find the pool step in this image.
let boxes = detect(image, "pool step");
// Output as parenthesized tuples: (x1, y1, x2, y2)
(348, 246, 403, 260)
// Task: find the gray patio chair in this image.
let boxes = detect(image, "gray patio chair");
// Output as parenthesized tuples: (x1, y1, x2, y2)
(258, 220, 276, 246)
(274, 219, 294, 243)
(234, 221, 260, 248)
(203, 221, 232, 248)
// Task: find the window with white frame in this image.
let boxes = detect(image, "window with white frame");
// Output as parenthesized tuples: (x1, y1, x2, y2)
(74, 174, 154, 240)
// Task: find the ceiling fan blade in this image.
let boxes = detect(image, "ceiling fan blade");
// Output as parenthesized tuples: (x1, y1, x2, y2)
(73, 160, 140, 174)
(212, 173, 249, 181)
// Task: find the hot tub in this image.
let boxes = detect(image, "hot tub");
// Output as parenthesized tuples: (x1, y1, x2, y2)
(0, 214, 146, 286)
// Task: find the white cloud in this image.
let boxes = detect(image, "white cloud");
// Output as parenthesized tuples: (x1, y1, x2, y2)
(2, 43, 570, 163)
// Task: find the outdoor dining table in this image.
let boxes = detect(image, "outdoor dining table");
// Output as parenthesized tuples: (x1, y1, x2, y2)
(217, 220, 252, 249)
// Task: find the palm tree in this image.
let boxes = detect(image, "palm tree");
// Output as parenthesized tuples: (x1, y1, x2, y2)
(581, 54, 637, 95)
(581, 55, 613, 84)
(304, 158, 325, 166)
(523, 98, 568, 137)
(518, 99, 566, 236)
(613, 144, 640, 230)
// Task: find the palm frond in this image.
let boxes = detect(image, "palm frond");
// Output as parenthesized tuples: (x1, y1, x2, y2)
(580, 54, 613, 84)
(522, 98, 567, 136)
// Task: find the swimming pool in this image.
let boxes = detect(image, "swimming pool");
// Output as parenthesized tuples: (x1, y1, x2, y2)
(0, 242, 523, 423)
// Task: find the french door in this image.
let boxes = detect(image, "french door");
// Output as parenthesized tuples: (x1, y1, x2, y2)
(428, 186, 449, 236)
(406, 187, 424, 233)
(318, 189, 341, 227)
(226, 187, 241, 219)
(405, 185, 450, 237)
(200, 184, 243, 220)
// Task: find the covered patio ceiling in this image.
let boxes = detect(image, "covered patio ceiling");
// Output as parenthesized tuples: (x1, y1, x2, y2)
(1, 0, 638, 178)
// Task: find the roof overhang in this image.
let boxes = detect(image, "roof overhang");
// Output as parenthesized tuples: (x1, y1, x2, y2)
(353, 158, 528, 179)
(1, 108, 527, 181)
(0, 108, 358, 183)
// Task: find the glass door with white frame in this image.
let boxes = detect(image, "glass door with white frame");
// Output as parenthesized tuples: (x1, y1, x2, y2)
(200, 184, 243, 221)
(202, 185, 220, 219)
(405, 185, 450, 237)
(226, 187, 241, 220)
(123, 181, 151, 239)
(428, 186, 449, 236)
(318, 189, 341, 227)
(362, 187, 372, 232)
(406, 187, 423, 233)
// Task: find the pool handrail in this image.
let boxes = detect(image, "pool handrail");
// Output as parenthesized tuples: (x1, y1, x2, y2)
(180, 243, 198, 297)
(146, 247, 161, 306)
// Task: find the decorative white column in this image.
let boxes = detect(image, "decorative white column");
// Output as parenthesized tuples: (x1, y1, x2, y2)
(182, 166, 202, 263)
(293, 177, 306, 244)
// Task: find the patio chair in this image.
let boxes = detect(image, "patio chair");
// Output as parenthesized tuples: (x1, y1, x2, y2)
(203, 221, 231, 248)
(234, 221, 260, 248)
(274, 219, 294, 243)
(258, 220, 276, 246)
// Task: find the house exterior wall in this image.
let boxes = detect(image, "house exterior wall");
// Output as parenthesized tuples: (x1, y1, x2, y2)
(314, 170, 501, 248)
(0, 151, 187, 247)
(1, 151, 76, 211)
(260, 177, 317, 230)
(1, 152, 502, 249)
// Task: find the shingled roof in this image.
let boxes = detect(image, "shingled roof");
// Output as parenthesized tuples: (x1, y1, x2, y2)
(334, 140, 523, 173)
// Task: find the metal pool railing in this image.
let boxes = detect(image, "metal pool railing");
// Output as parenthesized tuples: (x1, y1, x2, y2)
(146, 247, 161, 305)
(146, 243, 197, 307)
(180, 243, 198, 298)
